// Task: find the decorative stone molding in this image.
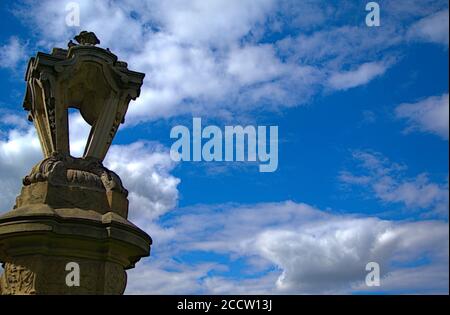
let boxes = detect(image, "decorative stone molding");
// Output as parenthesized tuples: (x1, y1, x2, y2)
(22, 152, 127, 195)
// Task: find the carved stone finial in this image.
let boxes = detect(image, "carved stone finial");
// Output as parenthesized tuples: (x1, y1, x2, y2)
(74, 31, 100, 46)
(67, 40, 76, 48)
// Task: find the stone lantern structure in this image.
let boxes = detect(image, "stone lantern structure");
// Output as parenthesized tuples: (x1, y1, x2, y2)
(0, 31, 151, 295)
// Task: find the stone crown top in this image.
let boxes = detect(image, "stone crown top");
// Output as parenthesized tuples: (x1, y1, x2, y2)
(73, 31, 100, 46)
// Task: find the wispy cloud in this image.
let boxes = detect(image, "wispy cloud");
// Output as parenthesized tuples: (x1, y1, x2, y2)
(340, 150, 449, 217)
(396, 93, 449, 140)
(14, 0, 447, 124)
(327, 61, 389, 91)
(0, 36, 27, 71)
(408, 9, 449, 46)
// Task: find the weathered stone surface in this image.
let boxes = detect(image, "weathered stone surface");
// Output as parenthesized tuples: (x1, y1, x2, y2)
(22, 31, 144, 161)
(0, 202, 149, 294)
(0, 31, 150, 295)
(0, 258, 126, 295)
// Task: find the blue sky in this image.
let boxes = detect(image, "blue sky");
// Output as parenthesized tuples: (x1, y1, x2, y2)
(0, 0, 448, 294)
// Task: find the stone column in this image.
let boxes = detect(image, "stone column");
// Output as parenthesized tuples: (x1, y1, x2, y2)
(0, 31, 151, 295)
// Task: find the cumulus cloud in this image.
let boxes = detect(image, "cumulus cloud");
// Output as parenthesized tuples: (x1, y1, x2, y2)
(126, 201, 449, 294)
(0, 36, 27, 70)
(257, 218, 448, 293)
(340, 150, 449, 216)
(144, 0, 275, 47)
(227, 44, 289, 86)
(14, 0, 440, 123)
(396, 93, 449, 140)
(127, 260, 218, 294)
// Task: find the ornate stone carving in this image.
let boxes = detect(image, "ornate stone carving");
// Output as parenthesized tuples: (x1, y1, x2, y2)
(0, 257, 129, 295)
(0, 263, 36, 295)
(22, 152, 128, 196)
(74, 31, 100, 46)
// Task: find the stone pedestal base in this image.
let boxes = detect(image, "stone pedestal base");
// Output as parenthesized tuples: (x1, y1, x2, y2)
(0, 203, 151, 295)
(1, 257, 125, 295)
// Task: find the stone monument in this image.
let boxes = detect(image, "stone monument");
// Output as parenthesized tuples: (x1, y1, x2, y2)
(0, 31, 151, 295)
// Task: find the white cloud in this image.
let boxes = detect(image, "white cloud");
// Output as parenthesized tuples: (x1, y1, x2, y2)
(126, 201, 449, 294)
(373, 174, 448, 211)
(105, 141, 180, 229)
(408, 9, 449, 46)
(396, 93, 449, 140)
(327, 62, 389, 91)
(256, 218, 448, 293)
(279, 25, 401, 66)
(0, 121, 42, 212)
(385, 0, 447, 19)
(14, 0, 403, 123)
(226, 44, 289, 85)
(0, 37, 27, 70)
(201, 273, 279, 295)
(126, 260, 217, 294)
(14, 0, 145, 53)
(68, 110, 91, 157)
(125, 33, 232, 122)
(10, 0, 449, 124)
(340, 150, 449, 216)
(0, 112, 31, 130)
(144, 0, 275, 47)
(1, 116, 448, 294)
(339, 171, 371, 185)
